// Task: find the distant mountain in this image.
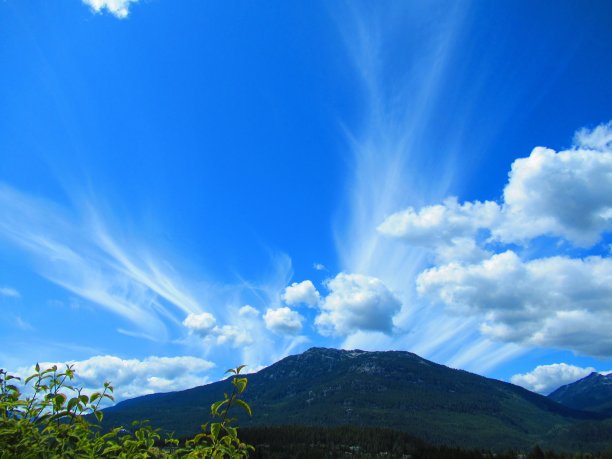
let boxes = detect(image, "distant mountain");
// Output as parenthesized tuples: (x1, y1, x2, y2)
(101, 348, 611, 451)
(549, 372, 612, 416)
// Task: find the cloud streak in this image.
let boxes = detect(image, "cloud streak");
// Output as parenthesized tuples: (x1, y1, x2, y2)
(0, 287, 20, 298)
(0, 184, 203, 339)
(331, 3, 526, 373)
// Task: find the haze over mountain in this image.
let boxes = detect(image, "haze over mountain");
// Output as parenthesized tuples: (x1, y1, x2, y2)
(101, 348, 612, 452)
(549, 372, 612, 416)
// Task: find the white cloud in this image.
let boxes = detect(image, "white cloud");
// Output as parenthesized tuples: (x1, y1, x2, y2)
(183, 310, 255, 347)
(379, 121, 612, 254)
(313, 263, 326, 271)
(496, 142, 612, 246)
(282, 280, 320, 307)
(238, 305, 259, 317)
(212, 324, 254, 347)
(378, 197, 499, 251)
(0, 287, 20, 298)
(263, 307, 304, 334)
(315, 273, 401, 336)
(0, 184, 204, 339)
(18, 355, 214, 401)
(82, 0, 139, 19)
(574, 120, 612, 150)
(417, 251, 612, 356)
(511, 363, 596, 394)
(372, 121, 612, 359)
(183, 312, 217, 337)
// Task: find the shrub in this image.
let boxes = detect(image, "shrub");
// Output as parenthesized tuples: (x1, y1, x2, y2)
(0, 363, 253, 458)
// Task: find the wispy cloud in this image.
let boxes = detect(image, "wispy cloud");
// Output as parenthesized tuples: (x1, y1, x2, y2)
(0, 183, 203, 340)
(0, 287, 20, 298)
(0, 184, 307, 374)
(332, 3, 521, 372)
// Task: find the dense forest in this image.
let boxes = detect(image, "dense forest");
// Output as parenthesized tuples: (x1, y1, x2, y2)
(236, 425, 612, 459)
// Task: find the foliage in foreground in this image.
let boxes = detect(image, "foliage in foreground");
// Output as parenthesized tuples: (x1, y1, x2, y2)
(0, 364, 253, 458)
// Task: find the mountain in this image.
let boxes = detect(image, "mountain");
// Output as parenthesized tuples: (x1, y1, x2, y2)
(549, 372, 612, 416)
(101, 348, 611, 451)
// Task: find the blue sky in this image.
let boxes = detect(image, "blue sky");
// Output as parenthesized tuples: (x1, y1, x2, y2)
(1, 0, 612, 399)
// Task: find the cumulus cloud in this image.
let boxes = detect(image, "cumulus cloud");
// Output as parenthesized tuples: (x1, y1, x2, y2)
(183, 310, 255, 347)
(263, 307, 304, 334)
(379, 121, 612, 254)
(511, 363, 596, 394)
(18, 355, 214, 401)
(238, 305, 259, 317)
(496, 143, 612, 246)
(183, 312, 217, 337)
(417, 251, 612, 356)
(378, 197, 499, 255)
(282, 280, 320, 307)
(574, 120, 612, 150)
(373, 121, 612, 358)
(0, 287, 20, 298)
(315, 273, 401, 336)
(377, 197, 495, 261)
(82, 0, 139, 19)
(213, 324, 254, 347)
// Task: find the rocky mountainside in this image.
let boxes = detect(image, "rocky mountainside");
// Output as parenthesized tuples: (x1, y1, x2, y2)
(549, 372, 612, 415)
(101, 347, 611, 451)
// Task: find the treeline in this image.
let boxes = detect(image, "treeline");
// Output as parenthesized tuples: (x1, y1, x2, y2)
(234, 425, 612, 459)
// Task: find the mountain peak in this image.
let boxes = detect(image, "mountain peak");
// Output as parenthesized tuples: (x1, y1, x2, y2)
(102, 346, 608, 450)
(548, 370, 612, 415)
(303, 347, 367, 356)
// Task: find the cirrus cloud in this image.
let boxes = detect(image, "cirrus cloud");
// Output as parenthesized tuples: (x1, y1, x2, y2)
(0, 287, 20, 298)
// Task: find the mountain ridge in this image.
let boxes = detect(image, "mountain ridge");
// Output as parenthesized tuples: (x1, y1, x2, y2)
(549, 371, 612, 416)
(101, 347, 612, 451)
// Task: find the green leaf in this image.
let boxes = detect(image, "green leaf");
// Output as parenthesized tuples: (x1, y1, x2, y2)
(225, 426, 237, 438)
(94, 410, 104, 422)
(235, 364, 247, 374)
(234, 399, 252, 416)
(233, 377, 248, 394)
(211, 422, 221, 440)
(54, 393, 67, 409)
(211, 399, 229, 416)
(67, 397, 79, 412)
